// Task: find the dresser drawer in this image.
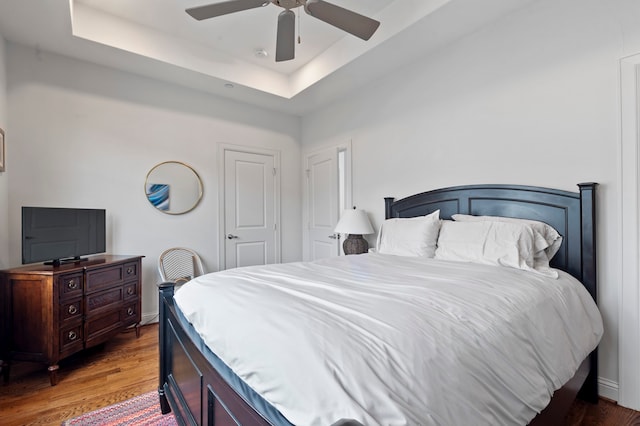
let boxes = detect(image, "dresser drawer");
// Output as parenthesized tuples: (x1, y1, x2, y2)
(122, 302, 140, 326)
(60, 324, 83, 352)
(86, 286, 123, 316)
(58, 273, 83, 300)
(123, 261, 139, 280)
(85, 264, 124, 294)
(85, 310, 122, 346)
(60, 299, 82, 322)
(123, 281, 138, 300)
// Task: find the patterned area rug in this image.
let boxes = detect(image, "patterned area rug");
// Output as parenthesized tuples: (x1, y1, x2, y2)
(62, 391, 177, 426)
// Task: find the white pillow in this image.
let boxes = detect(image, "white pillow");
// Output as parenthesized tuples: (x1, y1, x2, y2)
(451, 214, 563, 265)
(377, 210, 441, 257)
(435, 221, 538, 272)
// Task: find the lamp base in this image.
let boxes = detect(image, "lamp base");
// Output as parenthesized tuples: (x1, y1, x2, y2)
(343, 234, 369, 255)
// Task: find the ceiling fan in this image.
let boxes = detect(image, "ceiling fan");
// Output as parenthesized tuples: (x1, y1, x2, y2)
(186, 0, 381, 62)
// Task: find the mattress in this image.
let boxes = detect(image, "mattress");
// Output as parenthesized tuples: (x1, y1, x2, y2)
(174, 253, 603, 426)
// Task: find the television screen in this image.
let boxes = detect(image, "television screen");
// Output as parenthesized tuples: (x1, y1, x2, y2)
(22, 207, 106, 265)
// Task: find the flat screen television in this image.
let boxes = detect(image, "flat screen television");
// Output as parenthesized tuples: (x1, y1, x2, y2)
(22, 207, 106, 266)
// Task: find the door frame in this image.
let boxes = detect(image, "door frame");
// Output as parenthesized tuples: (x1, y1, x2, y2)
(302, 140, 352, 261)
(618, 53, 640, 408)
(218, 143, 281, 270)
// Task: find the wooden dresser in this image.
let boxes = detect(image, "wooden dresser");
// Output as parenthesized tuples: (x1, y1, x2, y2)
(0, 255, 144, 385)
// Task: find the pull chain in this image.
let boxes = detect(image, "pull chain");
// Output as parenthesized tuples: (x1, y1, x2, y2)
(298, 7, 302, 44)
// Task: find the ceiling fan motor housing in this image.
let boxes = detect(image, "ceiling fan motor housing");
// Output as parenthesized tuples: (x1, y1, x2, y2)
(274, 0, 304, 10)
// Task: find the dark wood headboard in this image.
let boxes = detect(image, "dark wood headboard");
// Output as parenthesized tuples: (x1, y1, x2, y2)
(384, 183, 597, 303)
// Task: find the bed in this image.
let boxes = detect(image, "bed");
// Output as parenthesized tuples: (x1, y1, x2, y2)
(158, 183, 601, 425)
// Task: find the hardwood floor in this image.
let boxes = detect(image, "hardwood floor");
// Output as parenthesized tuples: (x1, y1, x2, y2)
(566, 398, 640, 426)
(1, 322, 640, 425)
(0, 325, 158, 426)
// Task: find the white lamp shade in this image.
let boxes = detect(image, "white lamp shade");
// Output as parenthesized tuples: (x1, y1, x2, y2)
(334, 209, 374, 235)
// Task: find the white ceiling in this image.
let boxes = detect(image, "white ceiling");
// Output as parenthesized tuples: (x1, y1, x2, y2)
(0, 0, 538, 116)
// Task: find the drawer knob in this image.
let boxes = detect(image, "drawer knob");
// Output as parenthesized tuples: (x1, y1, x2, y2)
(68, 305, 78, 315)
(67, 280, 78, 289)
(126, 267, 133, 275)
(68, 330, 78, 341)
(127, 287, 134, 295)
(127, 307, 134, 316)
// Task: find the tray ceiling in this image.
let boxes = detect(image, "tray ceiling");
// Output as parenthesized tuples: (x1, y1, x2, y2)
(0, 0, 538, 115)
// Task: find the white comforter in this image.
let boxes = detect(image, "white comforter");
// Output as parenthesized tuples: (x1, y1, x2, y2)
(174, 253, 603, 426)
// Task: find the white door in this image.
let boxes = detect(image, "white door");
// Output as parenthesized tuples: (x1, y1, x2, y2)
(223, 149, 278, 269)
(305, 148, 341, 260)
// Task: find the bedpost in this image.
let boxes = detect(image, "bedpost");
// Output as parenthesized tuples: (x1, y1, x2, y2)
(385, 197, 395, 219)
(578, 182, 599, 404)
(578, 182, 597, 302)
(158, 281, 176, 415)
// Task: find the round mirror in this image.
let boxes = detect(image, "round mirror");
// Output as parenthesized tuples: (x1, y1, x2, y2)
(145, 161, 203, 215)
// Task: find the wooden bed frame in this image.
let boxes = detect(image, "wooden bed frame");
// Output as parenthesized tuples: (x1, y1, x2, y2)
(158, 183, 598, 425)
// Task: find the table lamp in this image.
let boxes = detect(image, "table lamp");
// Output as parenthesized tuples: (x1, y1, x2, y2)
(334, 208, 374, 255)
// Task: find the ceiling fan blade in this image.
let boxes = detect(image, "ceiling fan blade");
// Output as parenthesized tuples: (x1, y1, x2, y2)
(304, 0, 380, 41)
(275, 9, 295, 62)
(186, 0, 269, 21)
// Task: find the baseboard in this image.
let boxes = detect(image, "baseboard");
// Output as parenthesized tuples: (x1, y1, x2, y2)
(141, 311, 159, 326)
(599, 377, 619, 402)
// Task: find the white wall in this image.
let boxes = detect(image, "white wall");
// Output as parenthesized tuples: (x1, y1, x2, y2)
(302, 0, 638, 400)
(6, 43, 302, 322)
(0, 36, 7, 269)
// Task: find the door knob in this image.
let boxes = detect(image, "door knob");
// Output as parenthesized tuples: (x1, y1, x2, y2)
(328, 234, 340, 240)
(227, 234, 239, 240)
